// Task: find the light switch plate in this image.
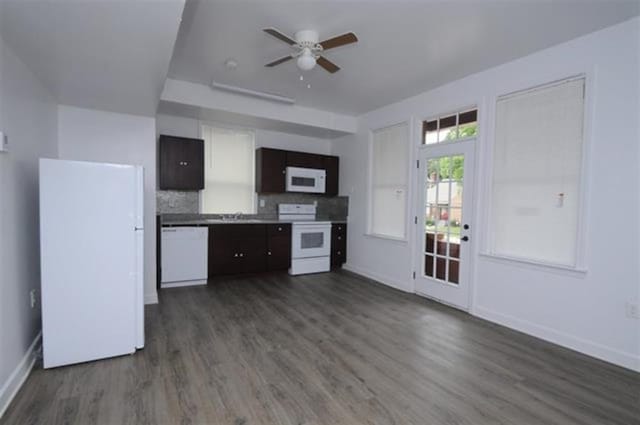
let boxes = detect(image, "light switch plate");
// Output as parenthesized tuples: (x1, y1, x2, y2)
(0, 131, 7, 152)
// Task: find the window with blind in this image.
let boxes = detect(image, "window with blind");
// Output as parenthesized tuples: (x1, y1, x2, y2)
(369, 122, 409, 239)
(201, 125, 256, 214)
(489, 77, 586, 267)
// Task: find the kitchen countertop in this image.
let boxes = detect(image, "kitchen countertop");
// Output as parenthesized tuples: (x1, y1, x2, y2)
(161, 217, 347, 226)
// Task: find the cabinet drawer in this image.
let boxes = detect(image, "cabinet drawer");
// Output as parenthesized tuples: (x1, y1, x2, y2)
(267, 223, 291, 237)
(331, 247, 346, 266)
(331, 235, 346, 249)
(332, 223, 347, 240)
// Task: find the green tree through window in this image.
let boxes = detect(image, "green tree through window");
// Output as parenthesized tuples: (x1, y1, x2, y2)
(426, 122, 477, 182)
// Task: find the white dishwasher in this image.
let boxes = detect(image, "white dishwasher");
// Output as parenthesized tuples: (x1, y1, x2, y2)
(161, 227, 208, 288)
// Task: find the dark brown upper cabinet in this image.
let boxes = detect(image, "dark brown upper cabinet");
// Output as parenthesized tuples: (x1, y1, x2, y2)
(255, 148, 287, 193)
(256, 147, 340, 196)
(159, 135, 204, 190)
(286, 151, 325, 169)
(324, 156, 339, 196)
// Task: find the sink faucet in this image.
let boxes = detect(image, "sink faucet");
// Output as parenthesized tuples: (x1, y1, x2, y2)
(233, 211, 243, 220)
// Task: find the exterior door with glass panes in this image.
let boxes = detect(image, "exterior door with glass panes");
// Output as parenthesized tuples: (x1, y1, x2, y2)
(415, 109, 477, 310)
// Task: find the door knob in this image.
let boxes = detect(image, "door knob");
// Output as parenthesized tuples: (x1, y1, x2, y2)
(461, 236, 469, 242)
(463, 224, 470, 230)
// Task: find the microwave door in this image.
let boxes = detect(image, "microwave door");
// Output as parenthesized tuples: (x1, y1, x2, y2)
(286, 167, 326, 193)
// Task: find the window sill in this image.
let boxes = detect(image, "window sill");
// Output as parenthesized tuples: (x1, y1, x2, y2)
(364, 233, 408, 244)
(478, 253, 587, 277)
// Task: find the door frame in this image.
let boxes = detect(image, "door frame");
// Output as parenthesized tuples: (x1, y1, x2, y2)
(413, 138, 477, 311)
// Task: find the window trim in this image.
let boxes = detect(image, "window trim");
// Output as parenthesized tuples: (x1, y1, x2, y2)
(366, 120, 411, 242)
(199, 123, 257, 215)
(481, 73, 593, 271)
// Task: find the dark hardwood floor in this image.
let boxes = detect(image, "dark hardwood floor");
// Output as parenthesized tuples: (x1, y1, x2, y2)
(2, 271, 639, 425)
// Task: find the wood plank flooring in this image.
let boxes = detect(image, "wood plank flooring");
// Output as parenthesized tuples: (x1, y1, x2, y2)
(2, 271, 639, 425)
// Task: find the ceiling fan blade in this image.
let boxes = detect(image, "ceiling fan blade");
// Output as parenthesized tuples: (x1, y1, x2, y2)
(316, 56, 340, 73)
(265, 55, 294, 67)
(319, 32, 358, 50)
(263, 27, 296, 45)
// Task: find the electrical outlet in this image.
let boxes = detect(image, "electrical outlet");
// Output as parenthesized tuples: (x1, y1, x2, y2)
(625, 302, 639, 319)
(29, 289, 37, 308)
(259, 198, 265, 208)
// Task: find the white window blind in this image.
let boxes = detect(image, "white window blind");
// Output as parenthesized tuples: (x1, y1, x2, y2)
(370, 122, 409, 239)
(201, 125, 255, 214)
(490, 77, 585, 266)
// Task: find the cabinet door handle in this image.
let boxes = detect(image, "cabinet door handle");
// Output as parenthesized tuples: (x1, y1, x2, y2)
(338, 236, 342, 240)
(278, 227, 282, 231)
(282, 169, 286, 175)
(234, 253, 238, 257)
(239, 253, 244, 257)
(268, 251, 272, 256)
(337, 251, 341, 255)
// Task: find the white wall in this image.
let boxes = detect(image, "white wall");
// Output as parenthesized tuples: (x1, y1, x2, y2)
(0, 35, 58, 414)
(333, 17, 640, 371)
(156, 113, 333, 155)
(57, 105, 158, 304)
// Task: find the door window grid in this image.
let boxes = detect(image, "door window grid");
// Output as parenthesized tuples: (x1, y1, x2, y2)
(423, 155, 464, 285)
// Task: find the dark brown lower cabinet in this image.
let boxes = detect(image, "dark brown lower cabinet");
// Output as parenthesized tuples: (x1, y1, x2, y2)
(267, 224, 291, 271)
(209, 225, 267, 276)
(331, 223, 347, 267)
(208, 223, 293, 276)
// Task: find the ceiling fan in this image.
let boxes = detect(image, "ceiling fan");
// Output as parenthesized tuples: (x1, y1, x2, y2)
(263, 28, 358, 73)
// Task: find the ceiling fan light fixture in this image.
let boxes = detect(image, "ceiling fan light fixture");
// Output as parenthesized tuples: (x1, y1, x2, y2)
(263, 27, 357, 74)
(297, 48, 316, 71)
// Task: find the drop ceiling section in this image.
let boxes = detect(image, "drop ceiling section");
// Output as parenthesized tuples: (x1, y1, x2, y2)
(168, 0, 639, 115)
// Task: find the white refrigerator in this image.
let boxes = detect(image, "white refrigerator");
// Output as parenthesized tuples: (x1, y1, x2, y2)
(39, 158, 145, 368)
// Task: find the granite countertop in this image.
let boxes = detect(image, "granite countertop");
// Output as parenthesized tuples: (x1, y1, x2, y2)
(161, 216, 347, 226)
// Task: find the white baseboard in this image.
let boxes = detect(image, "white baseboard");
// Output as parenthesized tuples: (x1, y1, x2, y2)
(340, 264, 639, 373)
(475, 306, 640, 372)
(144, 291, 158, 305)
(343, 263, 414, 293)
(161, 279, 207, 289)
(0, 332, 41, 419)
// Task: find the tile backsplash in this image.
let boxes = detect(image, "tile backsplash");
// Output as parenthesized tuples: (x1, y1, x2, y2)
(157, 191, 199, 214)
(157, 190, 348, 220)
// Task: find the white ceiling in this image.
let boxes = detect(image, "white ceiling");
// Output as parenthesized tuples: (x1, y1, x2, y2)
(169, 0, 640, 115)
(0, 0, 185, 116)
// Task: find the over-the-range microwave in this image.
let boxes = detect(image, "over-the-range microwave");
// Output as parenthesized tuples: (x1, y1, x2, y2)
(285, 166, 326, 193)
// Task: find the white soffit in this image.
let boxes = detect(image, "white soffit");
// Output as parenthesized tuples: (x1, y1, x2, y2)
(159, 78, 357, 139)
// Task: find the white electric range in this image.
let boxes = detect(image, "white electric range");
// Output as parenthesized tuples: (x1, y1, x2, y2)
(278, 204, 332, 275)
